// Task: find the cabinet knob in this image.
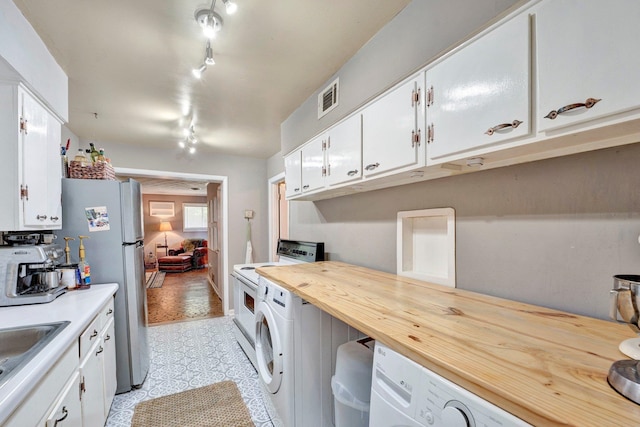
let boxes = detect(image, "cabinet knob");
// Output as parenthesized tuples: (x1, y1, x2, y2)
(53, 406, 69, 426)
(544, 97, 601, 120)
(36, 214, 48, 221)
(347, 169, 359, 176)
(485, 120, 523, 136)
(364, 163, 380, 171)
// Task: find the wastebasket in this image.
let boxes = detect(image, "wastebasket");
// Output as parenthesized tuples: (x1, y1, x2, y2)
(331, 339, 374, 427)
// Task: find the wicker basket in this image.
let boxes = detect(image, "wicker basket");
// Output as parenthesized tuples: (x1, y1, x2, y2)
(68, 160, 116, 180)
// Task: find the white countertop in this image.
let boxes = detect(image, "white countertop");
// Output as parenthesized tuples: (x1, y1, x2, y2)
(0, 283, 118, 425)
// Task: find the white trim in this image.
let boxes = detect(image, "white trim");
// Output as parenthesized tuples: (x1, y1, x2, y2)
(268, 172, 286, 261)
(115, 167, 231, 315)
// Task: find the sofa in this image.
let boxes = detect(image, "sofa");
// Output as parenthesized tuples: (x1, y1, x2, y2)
(158, 239, 208, 272)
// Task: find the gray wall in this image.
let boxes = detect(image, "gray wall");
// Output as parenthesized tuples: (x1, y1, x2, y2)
(281, 0, 521, 154)
(288, 143, 640, 320)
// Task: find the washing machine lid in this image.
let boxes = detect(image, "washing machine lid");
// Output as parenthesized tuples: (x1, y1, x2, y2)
(255, 302, 283, 394)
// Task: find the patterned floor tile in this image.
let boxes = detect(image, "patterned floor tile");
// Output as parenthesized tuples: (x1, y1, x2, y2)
(106, 316, 274, 427)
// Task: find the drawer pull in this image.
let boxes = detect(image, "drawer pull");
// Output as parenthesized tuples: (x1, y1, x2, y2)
(54, 406, 68, 426)
(105, 334, 111, 341)
(293, 187, 300, 192)
(50, 216, 60, 222)
(302, 185, 309, 189)
(106, 308, 113, 315)
(364, 163, 380, 171)
(347, 169, 359, 177)
(36, 214, 48, 221)
(485, 120, 523, 136)
(544, 97, 601, 120)
(90, 330, 98, 339)
(96, 346, 104, 355)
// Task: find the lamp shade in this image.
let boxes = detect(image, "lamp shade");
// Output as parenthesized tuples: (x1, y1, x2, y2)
(159, 221, 173, 232)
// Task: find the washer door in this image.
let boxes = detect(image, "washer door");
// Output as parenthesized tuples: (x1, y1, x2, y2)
(255, 301, 283, 394)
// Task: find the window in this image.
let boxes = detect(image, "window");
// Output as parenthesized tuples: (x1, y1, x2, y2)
(183, 203, 208, 231)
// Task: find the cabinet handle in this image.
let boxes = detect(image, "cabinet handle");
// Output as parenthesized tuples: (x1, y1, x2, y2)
(105, 334, 111, 341)
(90, 330, 98, 339)
(106, 308, 113, 315)
(20, 118, 28, 134)
(427, 124, 435, 144)
(347, 169, 359, 176)
(302, 185, 309, 189)
(485, 120, 523, 136)
(544, 97, 601, 120)
(96, 346, 104, 355)
(50, 216, 60, 222)
(293, 187, 300, 192)
(36, 214, 48, 221)
(53, 406, 68, 426)
(365, 163, 380, 171)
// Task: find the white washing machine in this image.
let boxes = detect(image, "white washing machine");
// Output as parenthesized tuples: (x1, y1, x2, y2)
(255, 272, 363, 427)
(370, 342, 531, 427)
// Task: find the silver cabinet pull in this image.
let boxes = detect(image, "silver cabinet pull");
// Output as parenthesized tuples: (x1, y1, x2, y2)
(485, 120, 523, 136)
(347, 169, 359, 176)
(544, 97, 601, 120)
(90, 330, 98, 339)
(36, 214, 48, 220)
(50, 216, 60, 221)
(54, 406, 68, 426)
(302, 185, 309, 189)
(293, 188, 300, 192)
(106, 308, 113, 315)
(96, 346, 104, 355)
(364, 163, 380, 171)
(105, 334, 111, 341)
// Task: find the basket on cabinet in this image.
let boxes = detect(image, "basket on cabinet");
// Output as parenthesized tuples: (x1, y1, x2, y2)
(68, 160, 116, 180)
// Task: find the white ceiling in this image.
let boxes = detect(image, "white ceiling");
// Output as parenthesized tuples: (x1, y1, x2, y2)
(13, 0, 411, 159)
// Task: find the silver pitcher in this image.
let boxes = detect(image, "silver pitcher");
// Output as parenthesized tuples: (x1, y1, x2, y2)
(608, 275, 640, 404)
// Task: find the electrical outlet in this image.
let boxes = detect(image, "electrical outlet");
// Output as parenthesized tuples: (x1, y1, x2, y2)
(244, 210, 254, 219)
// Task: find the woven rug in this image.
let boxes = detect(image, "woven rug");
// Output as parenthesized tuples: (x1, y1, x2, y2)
(131, 381, 253, 427)
(146, 271, 165, 289)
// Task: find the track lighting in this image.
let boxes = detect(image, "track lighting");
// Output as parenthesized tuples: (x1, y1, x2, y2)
(192, 63, 207, 79)
(192, 0, 237, 74)
(205, 41, 215, 65)
(178, 124, 199, 153)
(222, 0, 237, 15)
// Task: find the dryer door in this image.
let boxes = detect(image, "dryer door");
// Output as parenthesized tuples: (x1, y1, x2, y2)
(255, 301, 283, 394)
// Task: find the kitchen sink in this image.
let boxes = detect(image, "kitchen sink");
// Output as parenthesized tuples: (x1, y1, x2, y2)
(0, 321, 70, 389)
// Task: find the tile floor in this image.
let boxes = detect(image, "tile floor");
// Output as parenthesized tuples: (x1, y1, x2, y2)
(106, 316, 274, 427)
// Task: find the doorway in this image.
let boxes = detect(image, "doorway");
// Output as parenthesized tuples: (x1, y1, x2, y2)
(115, 167, 231, 316)
(268, 172, 289, 261)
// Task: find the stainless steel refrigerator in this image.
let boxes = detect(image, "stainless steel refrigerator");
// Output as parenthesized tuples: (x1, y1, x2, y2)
(57, 178, 149, 393)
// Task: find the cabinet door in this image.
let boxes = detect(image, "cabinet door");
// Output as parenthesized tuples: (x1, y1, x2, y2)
(362, 76, 422, 177)
(301, 135, 325, 193)
(80, 341, 106, 427)
(102, 318, 117, 418)
(20, 89, 50, 228)
(426, 13, 530, 164)
(46, 117, 62, 227)
(536, 0, 640, 132)
(326, 114, 362, 186)
(45, 371, 82, 427)
(284, 150, 302, 199)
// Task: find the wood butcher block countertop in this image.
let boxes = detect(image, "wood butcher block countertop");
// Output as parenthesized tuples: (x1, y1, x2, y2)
(256, 261, 640, 426)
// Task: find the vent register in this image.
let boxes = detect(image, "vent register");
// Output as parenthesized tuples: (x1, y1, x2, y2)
(318, 78, 339, 118)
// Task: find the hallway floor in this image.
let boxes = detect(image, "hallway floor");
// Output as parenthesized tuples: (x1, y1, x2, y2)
(106, 316, 274, 427)
(146, 268, 224, 324)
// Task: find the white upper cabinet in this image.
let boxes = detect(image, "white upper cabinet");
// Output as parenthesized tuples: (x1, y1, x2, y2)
(426, 12, 531, 165)
(536, 0, 640, 132)
(325, 114, 362, 186)
(0, 83, 62, 231)
(301, 135, 326, 193)
(284, 150, 302, 199)
(362, 75, 424, 177)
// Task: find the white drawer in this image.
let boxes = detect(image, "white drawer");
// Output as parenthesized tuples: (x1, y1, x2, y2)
(99, 298, 115, 330)
(79, 316, 100, 361)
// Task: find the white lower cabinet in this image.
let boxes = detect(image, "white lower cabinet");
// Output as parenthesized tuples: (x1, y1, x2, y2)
(5, 297, 116, 427)
(45, 371, 83, 427)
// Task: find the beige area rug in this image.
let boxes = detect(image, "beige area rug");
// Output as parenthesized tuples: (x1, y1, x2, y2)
(146, 271, 165, 289)
(131, 381, 253, 427)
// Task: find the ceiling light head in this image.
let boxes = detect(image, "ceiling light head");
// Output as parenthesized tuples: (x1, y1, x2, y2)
(178, 141, 186, 148)
(189, 146, 196, 154)
(195, 8, 223, 39)
(222, 0, 238, 15)
(205, 42, 215, 65)
(192, 63, 207, 78)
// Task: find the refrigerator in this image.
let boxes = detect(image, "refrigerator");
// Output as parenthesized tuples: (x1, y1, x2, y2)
(57, 178, 149, 393)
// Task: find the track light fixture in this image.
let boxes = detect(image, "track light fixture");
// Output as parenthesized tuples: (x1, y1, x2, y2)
(192, 0, 237, 77)
(178, 125, 199, 154)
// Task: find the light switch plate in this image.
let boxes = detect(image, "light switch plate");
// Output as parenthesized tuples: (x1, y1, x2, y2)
(244, 210, 254, 219)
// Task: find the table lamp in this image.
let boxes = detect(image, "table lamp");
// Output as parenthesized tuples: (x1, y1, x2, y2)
(159, 221, 172, 247)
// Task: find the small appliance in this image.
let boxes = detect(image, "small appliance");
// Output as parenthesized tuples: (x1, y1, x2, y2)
(0, 243, 66, 306)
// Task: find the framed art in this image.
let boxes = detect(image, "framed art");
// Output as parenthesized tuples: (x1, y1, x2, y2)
(149, 201, 175, 217)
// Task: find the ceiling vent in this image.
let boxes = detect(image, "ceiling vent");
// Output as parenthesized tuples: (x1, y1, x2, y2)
(318, 78, 339, 119)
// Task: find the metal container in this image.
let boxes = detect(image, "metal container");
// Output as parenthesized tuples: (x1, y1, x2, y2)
(610, 275, 640, 327)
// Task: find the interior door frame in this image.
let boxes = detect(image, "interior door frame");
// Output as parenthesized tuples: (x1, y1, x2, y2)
(268, 172, 288, 262)
(115, 167, 231, 315)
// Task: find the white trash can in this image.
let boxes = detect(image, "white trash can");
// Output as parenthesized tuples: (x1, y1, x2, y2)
(331, 340, 374, 427)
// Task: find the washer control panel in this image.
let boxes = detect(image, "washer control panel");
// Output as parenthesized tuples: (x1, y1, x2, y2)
(371, 342, 531, 427)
